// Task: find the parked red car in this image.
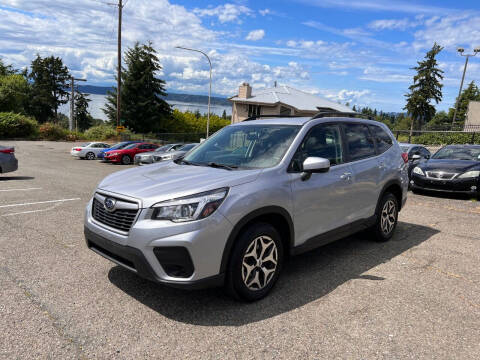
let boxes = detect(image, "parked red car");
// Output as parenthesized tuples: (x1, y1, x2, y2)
(104, 142, 159, 165)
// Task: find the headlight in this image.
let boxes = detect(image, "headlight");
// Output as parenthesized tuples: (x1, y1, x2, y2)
(412, 166, 425, 176)
(151, 188, 228, 222)
(458, 170, 480, 179)
(110, 152, 119, 156)
(161, 154, 174, 160)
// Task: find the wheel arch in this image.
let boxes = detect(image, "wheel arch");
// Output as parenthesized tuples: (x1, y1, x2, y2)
(377, 179, 403, 214)
(219, 206, 294, 274)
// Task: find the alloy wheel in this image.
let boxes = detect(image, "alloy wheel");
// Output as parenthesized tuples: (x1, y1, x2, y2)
(381, 199, 397, 235)
(241, 235, 278, 290)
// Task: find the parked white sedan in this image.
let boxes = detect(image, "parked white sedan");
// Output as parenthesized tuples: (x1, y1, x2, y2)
(71, 142, 111, 160)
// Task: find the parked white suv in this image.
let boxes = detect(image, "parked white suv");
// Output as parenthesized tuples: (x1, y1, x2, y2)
(85, 114, 408, 301)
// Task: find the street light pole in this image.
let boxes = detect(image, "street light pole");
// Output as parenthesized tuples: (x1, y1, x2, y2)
(452, 47, 479, 126)
(175, 46, 212, 138)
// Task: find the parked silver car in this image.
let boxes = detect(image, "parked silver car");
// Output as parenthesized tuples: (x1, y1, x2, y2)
(134, 143, 183, 165)
(85, 115, 408, 301)
(0, 145, 18, 174)
(151, 143, 198, 163)
(71, 142, 111, 160)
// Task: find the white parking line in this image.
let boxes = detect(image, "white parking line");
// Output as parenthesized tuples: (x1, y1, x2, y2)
(0, 187, 42, 192)
(0, 198, 81, 208)
(1, 204, 60, 217)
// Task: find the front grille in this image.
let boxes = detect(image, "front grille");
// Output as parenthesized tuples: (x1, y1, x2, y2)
(92, 198, 138, 232)
(426, 171, 456, 180)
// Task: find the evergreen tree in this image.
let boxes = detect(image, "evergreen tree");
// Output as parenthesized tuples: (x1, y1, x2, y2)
(448, 81, 480, 123)
(103, 42, 171, 133)
(222, 109, 227, 119)
(404, 43, 444, 131)
(0, 58, 15, 76)
(0, 74, 29, 113)
(74, 91, 92, 131)
(28, 55, 70, 123)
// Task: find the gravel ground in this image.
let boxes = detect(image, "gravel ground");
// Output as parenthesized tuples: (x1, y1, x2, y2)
(1, 141, 479, 359)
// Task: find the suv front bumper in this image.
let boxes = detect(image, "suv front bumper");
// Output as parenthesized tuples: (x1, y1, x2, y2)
(85, 227, 225, 289)
(84, 197, 233, 289)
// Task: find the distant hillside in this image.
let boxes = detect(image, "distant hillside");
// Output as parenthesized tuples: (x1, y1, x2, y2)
(78, 85, 231, 106)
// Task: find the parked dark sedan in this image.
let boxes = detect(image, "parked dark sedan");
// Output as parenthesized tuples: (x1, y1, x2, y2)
(410, 145, 480, 198)
(0, 145, 18, 174)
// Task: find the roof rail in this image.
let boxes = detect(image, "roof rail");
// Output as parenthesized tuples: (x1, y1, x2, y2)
(244, 114, 308, 121)
(312, 111, 372, 120)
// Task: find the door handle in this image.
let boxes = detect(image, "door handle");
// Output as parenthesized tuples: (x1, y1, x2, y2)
(340, 172, 352, 181)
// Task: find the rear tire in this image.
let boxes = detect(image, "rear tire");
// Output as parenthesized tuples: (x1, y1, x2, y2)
(121, 155, 131, 165)
(371, 193, 398, 242)
(225, 223, 284, 302)
(86, 152, 95, 160)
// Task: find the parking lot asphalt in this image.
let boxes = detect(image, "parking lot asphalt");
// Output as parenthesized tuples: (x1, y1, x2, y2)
(1, 140, 479, 359)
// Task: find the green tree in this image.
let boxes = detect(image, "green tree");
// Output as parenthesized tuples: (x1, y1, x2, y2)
(103, 42, 171, 133)
(28, 55, 70, 123)
(425, 110, 450, 130)
(0, 74, 29, 113)
(0, 58, 15, 76)
(74, 92, 93, 131)
(449, 81, 480, 124)
(221, 109, 227, 119)
(404, 43, 444, 132)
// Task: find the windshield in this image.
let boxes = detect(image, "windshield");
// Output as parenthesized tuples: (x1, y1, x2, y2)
(124, 143, 138, 150)
(81, 142, 92, 147)
(432, 147, 480, 161)
(179, 144, 197, 152)
(183, 124, 301, 169)
(155, 145, 172, 152)
(110, 142, 129, 150)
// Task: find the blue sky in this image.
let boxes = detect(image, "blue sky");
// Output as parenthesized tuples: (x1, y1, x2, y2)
(0, 0, 479, 112)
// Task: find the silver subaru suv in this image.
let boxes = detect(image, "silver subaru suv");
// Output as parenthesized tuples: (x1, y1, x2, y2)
(85, 114, 408, 301)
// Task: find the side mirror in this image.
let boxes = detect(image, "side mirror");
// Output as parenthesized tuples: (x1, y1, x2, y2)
(412, 154, 421, 160)
(301, 157, 330, 180)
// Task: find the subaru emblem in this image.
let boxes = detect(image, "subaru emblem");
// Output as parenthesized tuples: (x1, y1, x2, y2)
(104, 197, 116, 212)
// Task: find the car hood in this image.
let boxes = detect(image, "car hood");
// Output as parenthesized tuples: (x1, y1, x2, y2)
(97, 161, 262, 207)
(420, 159, 480, 173)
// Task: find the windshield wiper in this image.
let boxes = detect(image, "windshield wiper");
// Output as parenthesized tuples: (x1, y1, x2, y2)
(175, 158, 200, 166)
(207, 162, 238, 170)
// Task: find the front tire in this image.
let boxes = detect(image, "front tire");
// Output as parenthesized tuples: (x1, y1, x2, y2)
(226, 223, 284, 302)
(85, 152, 95, 160)
(371, 193, 398, 242)
(121, 155, 131, 165)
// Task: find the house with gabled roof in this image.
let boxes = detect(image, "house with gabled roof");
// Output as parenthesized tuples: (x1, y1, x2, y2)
(228, 83, 352, 123)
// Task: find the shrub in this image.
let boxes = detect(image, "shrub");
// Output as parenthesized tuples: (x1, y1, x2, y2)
(0, 112, 38, 138)
(65, 131, 86, 142)
(38, 122, 68, 140)
(84, 124, 117, 140)
(413, 132, 479, 146)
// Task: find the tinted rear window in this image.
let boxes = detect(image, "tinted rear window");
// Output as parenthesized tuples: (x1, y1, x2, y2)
(344, 123, 376, 161)
(370, 125, 393, 154)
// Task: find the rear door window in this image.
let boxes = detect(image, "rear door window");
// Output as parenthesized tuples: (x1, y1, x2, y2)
(370, 125, 393, 154)
(343, 123, 376, 161)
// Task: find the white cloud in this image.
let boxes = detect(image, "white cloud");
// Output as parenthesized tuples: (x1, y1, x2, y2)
(245, 29, 265, 41)
(193, 4, 252, 24)
(413, 14, 480, 51)
(296, 0, 458, 15)
(368, 17, 423, 31)
(259, 9, 271, 16)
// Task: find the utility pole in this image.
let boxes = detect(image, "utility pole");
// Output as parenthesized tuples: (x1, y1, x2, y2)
(69, 76, 87, 131)
(108, 0, 123, 130)
(117, 0, 123, 130)
(452, 47, 479, 126)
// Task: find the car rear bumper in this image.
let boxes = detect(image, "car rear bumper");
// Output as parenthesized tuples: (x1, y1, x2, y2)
(70, 151, 82, 157)
(410, 175, 478, 195)
(1, 157, 18, 173)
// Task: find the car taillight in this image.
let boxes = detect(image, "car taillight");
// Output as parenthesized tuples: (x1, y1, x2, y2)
(401, 152, 408, 163)
(73, 148, 82, 151)
(0, 148, 14, 154)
